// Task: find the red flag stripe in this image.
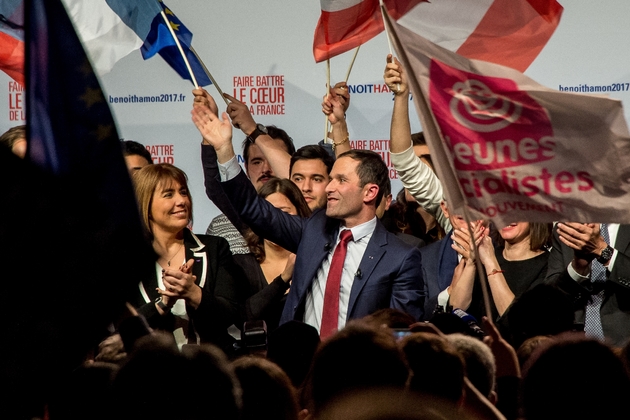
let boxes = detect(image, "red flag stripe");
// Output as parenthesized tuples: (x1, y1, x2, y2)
(456, 0, 563, 72)
(0, 31, 24, 85)
(313, 0, 425, 63)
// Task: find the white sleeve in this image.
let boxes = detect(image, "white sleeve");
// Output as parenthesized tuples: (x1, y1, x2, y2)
(217, 155, 242, 181)
(390, 145, 452, 232)
(437, 288, 450, 308)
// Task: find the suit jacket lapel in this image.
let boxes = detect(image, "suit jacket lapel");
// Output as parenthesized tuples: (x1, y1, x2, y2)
(187, 230, 208, 288)
(614, 224, 630, 251)
(139, 268, 159, 304)
(437, 230, 458, 291)
(138, 229, 206, 304)
(347, 222, 388, 318)
(295, 218, 339, 307)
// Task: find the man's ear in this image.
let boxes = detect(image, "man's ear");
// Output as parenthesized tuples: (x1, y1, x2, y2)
(440, 200, 450, 218)
(363, 183, 379, 204)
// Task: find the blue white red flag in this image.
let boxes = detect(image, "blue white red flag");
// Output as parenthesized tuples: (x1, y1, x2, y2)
(106, 0, 211, 86)
(315, 0, 563, 72)
(26, 0, 148, 245)
(16, 1, 155, 404)
(0, 0, 24, 84)
(313, 0, 425, 63)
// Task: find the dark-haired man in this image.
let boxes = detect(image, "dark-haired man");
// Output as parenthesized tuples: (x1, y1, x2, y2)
(240, 125, 295, 191)
(290, 145, 334, 211)
(224, 91, 334, 211)
(121, 139, 153, 175)
(192, 103, 424, 338)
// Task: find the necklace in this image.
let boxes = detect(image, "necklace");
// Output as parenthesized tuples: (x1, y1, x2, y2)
(161, 242, 184, 267)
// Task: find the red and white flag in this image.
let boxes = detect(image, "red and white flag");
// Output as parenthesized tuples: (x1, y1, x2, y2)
(314, 0, 563, 71)
(313, 0, 425, 63)
(385, 11, 630, 226)
(398, 0, 563, 72)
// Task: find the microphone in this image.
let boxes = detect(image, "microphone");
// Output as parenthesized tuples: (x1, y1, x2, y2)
(324, 243, 331, 251)
(355, 268, 362, 278)
(451, 308, 485, 339)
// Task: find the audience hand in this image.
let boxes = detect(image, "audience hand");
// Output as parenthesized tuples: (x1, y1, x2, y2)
(322, 95, 345, 125)
(557, 222, 606, 259)
(332, 81, 351, 112)
(223, 93, 256, 133)
(384, 54, 408, 96)
(482, 317, 520, 378)
(95, 333, 127, 363)
(192, 87, 218, 115)
(477, 234, 496, 267)
(159, 259, 202, 308)
(451, 222, 485, 262)
(191, 104, 235, 160)
(280, 253, 296, 283)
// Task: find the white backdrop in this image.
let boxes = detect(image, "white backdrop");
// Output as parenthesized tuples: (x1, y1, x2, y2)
(2, 0, 630, 233)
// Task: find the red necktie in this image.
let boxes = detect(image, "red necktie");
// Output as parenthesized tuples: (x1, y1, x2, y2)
(320, 229, 354, 339)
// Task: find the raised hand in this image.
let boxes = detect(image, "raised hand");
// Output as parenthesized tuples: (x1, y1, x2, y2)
(223, 93, 256, 133)
(322, 94, 345, 125)
(383, 54, 408, 96)
(191, 104, 235, 163)
(192, 87, 218, 116)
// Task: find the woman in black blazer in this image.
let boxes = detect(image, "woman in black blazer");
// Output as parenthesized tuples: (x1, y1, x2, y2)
(132, 163, 246, 353)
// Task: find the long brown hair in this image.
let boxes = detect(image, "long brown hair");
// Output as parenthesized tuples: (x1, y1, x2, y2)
(246, 177, 311, 262)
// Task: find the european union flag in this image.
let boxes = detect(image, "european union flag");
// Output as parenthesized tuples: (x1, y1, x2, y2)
(107, 0, 211, 86)
(20, 0, 154, 408)
(28, 0, 128, 174)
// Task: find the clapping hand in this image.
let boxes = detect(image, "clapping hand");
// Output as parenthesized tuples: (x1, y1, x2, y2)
(451, 221, 486, 262)
(159, 259, 202, 308)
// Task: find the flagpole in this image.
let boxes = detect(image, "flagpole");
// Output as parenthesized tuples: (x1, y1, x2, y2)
(190, 46, 230, 106)
(379, 0, 399, 92)
(345, 46, 360, 83)
(381, 5, 493, 322)
(159, 10, 198, 88)
(462, 206, 493, 322)
(324, 59, 331, 144)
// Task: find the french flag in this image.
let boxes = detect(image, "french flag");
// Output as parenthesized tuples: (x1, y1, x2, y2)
(62, 0, 211, 85)
(0, 0, 24, 85)
(314, 0, 563, 72)
(313, 0, 425, 63)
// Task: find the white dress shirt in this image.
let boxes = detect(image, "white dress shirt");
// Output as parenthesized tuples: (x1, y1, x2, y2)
(304, 217, 377, 333)
(217, 156, 378, 332)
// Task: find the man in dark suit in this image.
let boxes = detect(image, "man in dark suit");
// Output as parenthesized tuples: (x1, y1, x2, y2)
(545, 222, 630, 347)
(192, 104, 424, 336)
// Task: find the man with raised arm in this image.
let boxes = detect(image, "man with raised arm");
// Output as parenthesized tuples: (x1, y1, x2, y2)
(192, 100, 425, 338)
